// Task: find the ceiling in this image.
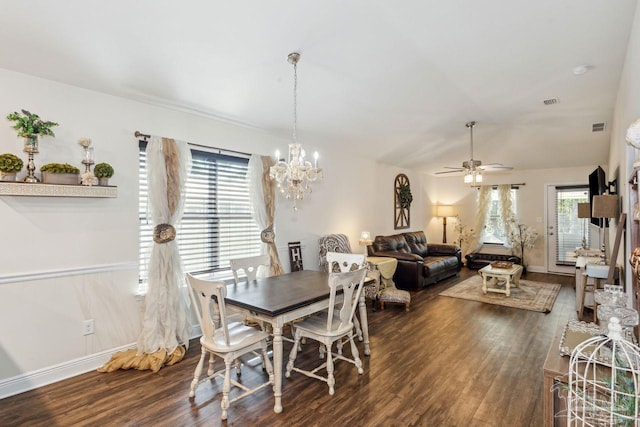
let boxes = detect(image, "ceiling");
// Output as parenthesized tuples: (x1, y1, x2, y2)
(0, 0, 637, 175)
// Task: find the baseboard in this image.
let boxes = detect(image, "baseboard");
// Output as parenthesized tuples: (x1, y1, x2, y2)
(0, 343, 136, 400)
(0, 324, 203, 400)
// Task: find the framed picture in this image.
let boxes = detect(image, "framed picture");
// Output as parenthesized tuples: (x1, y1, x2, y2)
(288, 241, 303, 271)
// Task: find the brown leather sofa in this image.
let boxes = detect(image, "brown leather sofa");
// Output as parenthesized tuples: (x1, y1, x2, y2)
(368, 231, 461, 290)
(465, 253, 521, 270)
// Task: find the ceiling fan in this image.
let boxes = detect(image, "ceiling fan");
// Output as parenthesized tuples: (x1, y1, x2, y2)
(435, 121, 513, 183)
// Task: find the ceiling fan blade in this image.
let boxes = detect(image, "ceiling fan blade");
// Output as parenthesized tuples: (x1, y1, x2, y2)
(435, 169, 465, 175)
(442, 166, 465, 170)
(478, 164, 514, 172)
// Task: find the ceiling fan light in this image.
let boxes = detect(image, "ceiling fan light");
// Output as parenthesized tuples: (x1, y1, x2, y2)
(464, 172, 473, 184)
(475, 172, 483, 183)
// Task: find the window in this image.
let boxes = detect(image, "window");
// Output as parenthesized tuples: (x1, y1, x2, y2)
(483, 188, 517, 244)
(138, 141, 261, 292)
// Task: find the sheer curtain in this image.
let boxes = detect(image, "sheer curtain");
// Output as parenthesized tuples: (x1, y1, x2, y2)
(99, 136, 191, 373)
(248, 154, 284, 276)
(468, 186, 492, 253)
(498, 184, 515, 248)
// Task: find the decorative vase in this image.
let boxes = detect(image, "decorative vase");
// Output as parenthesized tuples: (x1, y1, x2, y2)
(98, 178, 110, 186)
(41, 172, 80, 185)
(23, 135, 40, 183)
(0, 172, 17, 182)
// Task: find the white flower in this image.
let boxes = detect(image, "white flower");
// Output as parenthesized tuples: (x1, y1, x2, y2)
(78, 138, 92, 147)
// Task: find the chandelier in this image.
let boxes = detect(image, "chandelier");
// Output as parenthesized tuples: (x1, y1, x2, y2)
(269, 52, 323, 211)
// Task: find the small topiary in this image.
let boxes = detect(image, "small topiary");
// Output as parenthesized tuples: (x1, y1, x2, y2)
(94, 163, 114, 179)
(0, 153, 24, 173)
(40, 163, 80, 174)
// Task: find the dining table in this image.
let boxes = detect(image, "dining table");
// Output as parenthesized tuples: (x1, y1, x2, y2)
(224, 269, 373, 414)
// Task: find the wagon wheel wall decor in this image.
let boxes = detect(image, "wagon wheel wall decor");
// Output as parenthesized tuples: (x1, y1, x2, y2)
(394, 174, 412, 229)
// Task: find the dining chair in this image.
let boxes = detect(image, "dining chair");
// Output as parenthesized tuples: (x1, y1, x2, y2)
(284, 264, 367, 395)
(230, 254, 270, 283)
(186, 273, 274, 421)
(230, 254, 296, 345)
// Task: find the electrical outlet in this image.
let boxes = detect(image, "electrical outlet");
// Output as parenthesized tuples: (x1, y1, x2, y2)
(83, 319, 95, 336)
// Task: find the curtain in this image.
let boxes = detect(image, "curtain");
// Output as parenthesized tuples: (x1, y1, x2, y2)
(99, 136, 192, 373)
(498, 184, 515, 248)
(248, 154, 284, 276)
(468, 185, 493, 253)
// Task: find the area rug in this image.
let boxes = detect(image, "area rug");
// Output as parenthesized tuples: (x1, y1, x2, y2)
(439, 275, 561, 313)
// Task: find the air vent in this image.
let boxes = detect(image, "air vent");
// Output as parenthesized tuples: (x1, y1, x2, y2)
(592, 122, 606, 132)
(543, 98, 559, 105)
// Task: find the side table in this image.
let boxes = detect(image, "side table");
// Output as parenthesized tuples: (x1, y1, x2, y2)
(366, 256, 410, 311)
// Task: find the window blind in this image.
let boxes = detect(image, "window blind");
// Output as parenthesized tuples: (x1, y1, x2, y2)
(138, 141, 261, 291)
(554, 187, 590, 266)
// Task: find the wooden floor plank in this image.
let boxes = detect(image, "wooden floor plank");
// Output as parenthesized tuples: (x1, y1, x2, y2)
(0, 268, 576, 426)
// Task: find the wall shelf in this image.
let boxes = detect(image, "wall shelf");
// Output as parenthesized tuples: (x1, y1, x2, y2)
(0, 181, 117, 198)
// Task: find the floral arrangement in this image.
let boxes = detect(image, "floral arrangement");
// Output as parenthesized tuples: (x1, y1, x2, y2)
(398, 183, 413, 208)
(6, 109, 58, 137)
(94, 163, 114, 179)
(454, 216, 476, 249)
(40, 163, 80, 174)
(507, 215, 539, 266)
(0, 153, 24, 173)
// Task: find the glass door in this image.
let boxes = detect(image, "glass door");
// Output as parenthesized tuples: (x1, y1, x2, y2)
(546, 185, 590, 274)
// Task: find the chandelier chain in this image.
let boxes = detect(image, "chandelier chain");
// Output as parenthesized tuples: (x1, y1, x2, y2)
(292, 59, 297, 143)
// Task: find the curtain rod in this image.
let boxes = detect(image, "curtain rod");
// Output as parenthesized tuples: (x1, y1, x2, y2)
(471, 183, 526, 189)
(134, 130, 251, 158)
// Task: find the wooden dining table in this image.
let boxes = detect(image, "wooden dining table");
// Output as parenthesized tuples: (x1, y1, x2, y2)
(224, 269, 373, 414)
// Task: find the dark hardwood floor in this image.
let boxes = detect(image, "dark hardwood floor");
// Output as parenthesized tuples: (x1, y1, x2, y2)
(0, 268, 577, 426)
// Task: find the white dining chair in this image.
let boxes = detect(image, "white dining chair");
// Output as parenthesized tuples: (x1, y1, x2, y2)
(230, 254, 297, 346)
(186, 273, 274, 421)
(284, 266, 367, 395)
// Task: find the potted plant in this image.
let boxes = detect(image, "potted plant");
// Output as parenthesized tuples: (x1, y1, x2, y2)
(6, 109, 59, 183)
(94, 162, 114, 186)
(0, 153, 24, 181)
(40, 163, 80, 185)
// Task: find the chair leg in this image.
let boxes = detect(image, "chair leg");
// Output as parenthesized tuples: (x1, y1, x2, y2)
(579, 274, 587, 321)
(353, 315, 363, 342)
(261, 341, 274, 383)
(190, 348, 207, 398)
(380, 301, 385, 311)
(285, 331, 301, 378)
(348, 332, 364, 374)
(234, 358, 242, 377)
(326, 344, 335, 395)
(405, 302, 410, 312)
(221, 358, 232, 420)
(207, 352, 215, 376)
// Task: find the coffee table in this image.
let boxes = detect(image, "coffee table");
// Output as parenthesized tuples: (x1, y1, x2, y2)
(478, 264, 523, 297)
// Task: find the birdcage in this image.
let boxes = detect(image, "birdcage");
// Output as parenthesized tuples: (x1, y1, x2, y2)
(568, 317, 640, 426)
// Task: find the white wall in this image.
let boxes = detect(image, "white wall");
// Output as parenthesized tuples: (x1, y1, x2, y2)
(608, 3, 640, 303)
(0, 68, 420, 394)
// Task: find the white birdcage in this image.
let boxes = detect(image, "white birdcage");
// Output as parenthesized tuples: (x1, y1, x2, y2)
(568, 317, 640, 426)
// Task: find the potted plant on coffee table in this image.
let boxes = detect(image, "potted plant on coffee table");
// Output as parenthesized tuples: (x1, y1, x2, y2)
(94, 163, 114, 186)
(0, 153, 24, 181)
(40, 163, 80, 185)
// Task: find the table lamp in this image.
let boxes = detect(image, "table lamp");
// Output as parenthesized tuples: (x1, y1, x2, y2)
(436, 205, 456, 243)
(577, 202, 591, 249)
(359, 231, 373, 256)
(591, 195, 618, 263)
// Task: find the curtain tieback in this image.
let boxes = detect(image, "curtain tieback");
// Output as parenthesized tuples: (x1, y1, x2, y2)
(153, 224, 176, 243)
(261, 226, 275, 243)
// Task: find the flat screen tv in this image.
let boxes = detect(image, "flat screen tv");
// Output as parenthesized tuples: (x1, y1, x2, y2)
(588, 166, 607, 226)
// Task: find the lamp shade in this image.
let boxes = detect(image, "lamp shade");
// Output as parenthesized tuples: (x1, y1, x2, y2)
(591, 195, 618, 219)
(577, 203, 591, 219)
(437, 205, 456, 218)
